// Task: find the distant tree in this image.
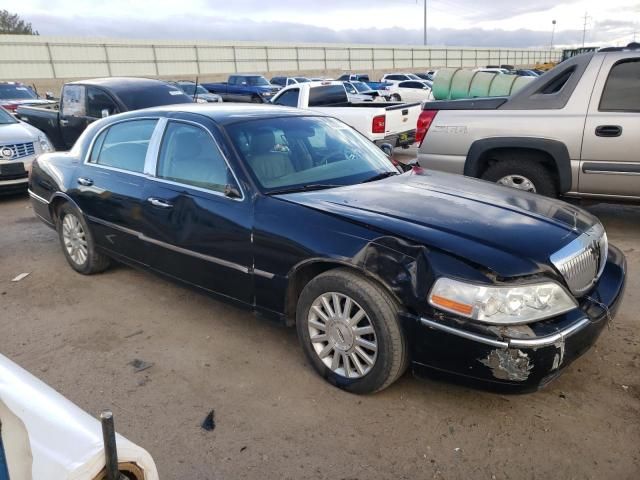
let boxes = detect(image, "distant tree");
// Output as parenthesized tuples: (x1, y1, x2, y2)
(0, 10, 38, 35)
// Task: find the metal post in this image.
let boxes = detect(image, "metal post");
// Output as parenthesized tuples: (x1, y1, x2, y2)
(348, 48, 352, 70)
(323, 47, 327, 73)
(103, 44, 112, 76)
(194, 45, 201, 74)
(423, 0, 428, 46)
(295, 46, 300, 71)
(45, 42, 56, 79)
(550, 20, 556, 49)
(151, 45, 159, 76)
(232, 45, 238, 73)
(392, 48, 395, 69)
(265, 46, 270, 72)
(100, 411, 120, 480)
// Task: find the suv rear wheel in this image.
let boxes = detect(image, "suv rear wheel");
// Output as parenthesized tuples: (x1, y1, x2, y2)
(481, 159, 558, 197)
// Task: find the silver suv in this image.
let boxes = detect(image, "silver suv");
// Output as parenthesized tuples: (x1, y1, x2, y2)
(416, 44, 640, 201)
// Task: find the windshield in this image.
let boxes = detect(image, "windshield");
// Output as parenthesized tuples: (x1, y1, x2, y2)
(0, 108, 18, 124)
(407, 74, 421, 80)
(246, 76, 271, 86)
(225, 116, 397, 193)
(0, 84, 38, 100)
(294, 77, 311, 83)
(352, 81, 372, 93)
(179, 84, 209, 95)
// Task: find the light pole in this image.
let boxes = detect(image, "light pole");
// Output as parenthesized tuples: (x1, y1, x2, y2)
(551, 20, 556, 49)
(423, 0, 428, 46)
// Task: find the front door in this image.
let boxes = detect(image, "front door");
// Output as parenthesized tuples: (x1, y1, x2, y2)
(140, 117, 253, 304)
(580, 56, 640, 198)
(73, 117, 161, 263)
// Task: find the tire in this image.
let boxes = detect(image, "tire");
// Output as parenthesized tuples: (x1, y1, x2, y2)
(390, 94, 402, 101)
(56, 203, 111, 274)
(250, 95, 263, 103)
(296, 268, 409, 394)
(481, 157, 558, 198)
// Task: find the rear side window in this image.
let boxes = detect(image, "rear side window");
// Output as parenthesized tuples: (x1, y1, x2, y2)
(401, 81, 424, 89)
(86, 87, 118, 119)
(156, 121, 234, 192)
(61, 85, 86, 117)
(89, 119, 157, 173)
(599, 59, 640, 112)
(308, 85, 347, 106)
(273, 89, 300, 107)
(387, 75, 405, 81)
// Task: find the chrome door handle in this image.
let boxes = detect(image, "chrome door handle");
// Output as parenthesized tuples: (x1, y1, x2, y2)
(147, 197, 173, 208)
(60, 119, 69, 127)
(77, 177, 93, 186)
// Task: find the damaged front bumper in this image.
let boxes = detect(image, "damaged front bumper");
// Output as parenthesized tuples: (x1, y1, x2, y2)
(403, 245, 626, 391)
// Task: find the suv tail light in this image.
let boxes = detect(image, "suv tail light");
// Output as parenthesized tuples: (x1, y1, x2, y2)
(2, 103, 17, 112)
(372, 115, 386, 134)
(416, 109, 438, 145)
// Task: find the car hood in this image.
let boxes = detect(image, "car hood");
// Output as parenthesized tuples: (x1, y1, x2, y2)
(257, 85, 282, 93)
(280, 169, 598, 277)
(0, 121, 41, 143)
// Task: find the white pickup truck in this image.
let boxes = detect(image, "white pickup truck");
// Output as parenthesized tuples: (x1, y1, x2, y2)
(271, 81, 421, 148)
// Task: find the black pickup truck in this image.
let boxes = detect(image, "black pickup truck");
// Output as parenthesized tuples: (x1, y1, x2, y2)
(16, 77, 193, 150)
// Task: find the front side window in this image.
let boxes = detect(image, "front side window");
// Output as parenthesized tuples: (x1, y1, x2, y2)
(600, 59, 640, 112)
(86, 87, 118, 119)
(89, 119, 157, 173)
(225, 116, 397, 191)
(156, 121, 233, 193)
(273, 89, 300, 107)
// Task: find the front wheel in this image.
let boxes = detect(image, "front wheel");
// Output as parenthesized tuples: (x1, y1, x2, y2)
(57, 203, 111, 274)
(390, 94, 401, 101)
(250, 95, 263, 103)
(296, 268, 408, 394)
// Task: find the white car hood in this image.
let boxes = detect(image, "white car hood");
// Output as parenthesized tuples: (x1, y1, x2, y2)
(0, 354, 159, 479)
(0, 122, 41, 145)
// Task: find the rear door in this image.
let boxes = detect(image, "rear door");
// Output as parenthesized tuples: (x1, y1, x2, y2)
(580, 55, 640, 197)
(73, 117, 161, 263)
(140, 115, 253, 303)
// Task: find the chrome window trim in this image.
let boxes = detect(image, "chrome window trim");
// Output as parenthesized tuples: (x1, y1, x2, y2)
(83, 116, 161, 178)
(146, 118, 245, 202)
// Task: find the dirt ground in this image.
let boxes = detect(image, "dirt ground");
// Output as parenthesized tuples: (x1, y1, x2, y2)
(1, 192, 638, 480)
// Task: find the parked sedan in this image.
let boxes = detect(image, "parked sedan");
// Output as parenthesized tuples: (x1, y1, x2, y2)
(271, 76, 311, 87)
(29, 105, 626, 394)
(169, 80, 223, 103)
(386, 80, 433, 102)
(0, 107, 53, 193)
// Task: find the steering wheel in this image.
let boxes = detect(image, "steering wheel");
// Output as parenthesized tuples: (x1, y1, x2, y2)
(317, 150, 347, 166)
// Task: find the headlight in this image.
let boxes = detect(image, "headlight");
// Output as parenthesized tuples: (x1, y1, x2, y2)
(38, 135, 53, 153)
(428, 277, 577, 325)
(262, 92, 272, 97)
(196, 98, 207, 104)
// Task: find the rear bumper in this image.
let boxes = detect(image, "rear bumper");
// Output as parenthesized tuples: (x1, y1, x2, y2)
(404, 245, 626, 392)
(375, 129, 416, 148)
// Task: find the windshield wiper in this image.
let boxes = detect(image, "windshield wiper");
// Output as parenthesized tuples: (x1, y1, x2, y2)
(268, 184, 342, 195)
(362, 171, 400, 183)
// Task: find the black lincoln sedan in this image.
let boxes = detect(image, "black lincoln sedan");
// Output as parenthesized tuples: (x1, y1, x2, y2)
(28, 105, 626, 394)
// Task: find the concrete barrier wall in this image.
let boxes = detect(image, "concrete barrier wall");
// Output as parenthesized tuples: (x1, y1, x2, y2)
(0, 35, 561, 91)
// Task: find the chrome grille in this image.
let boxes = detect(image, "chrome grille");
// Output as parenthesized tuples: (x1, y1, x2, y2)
(0, 142, 35, 160)
(550, 223, 608, 297)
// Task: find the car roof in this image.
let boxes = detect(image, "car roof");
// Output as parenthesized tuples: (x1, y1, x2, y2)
(130, 103, 326, 125)
(68, 77, 175, 91)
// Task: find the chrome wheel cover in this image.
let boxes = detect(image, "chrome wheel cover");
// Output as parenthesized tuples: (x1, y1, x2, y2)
(62, 214, 88, 266)
(307, 292, 377, 379)
(497, 175, 537, 193)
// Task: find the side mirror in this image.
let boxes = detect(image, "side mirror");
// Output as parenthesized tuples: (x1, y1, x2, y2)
(224, 184, 242, 199)
(101, 108, 110, 118)
(379, 143, 394, 157)
(45, 92, 55, 100)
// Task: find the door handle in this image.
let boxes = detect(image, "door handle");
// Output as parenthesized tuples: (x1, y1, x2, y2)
(77, 177, 93, 186)
(60, 119, 69, 127)
(595, 125, 622, 137)
(147, 197, 173, 209)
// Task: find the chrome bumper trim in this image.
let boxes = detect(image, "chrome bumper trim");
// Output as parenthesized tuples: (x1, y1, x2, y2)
(28, 189, 49, 204)
(419, 317, 592, 349)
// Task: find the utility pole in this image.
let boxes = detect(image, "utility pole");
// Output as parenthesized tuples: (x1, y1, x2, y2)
(423, 0, 428, 46)
(581, 12, 591, 47)
(551, 19, 556, 49)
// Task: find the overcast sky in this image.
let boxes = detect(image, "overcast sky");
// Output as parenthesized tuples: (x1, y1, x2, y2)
(13, 0, 640, 47)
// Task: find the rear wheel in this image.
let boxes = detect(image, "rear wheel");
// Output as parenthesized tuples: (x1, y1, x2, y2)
(390, 94, 402, 101)
(296, 268, 408, 394)
(481, 158, 558, 197)
(57, 203, 110, 274)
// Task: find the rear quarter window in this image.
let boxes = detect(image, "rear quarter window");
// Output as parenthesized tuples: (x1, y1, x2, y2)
(599, 59, 640, 112)
(308, 85, 348, 106)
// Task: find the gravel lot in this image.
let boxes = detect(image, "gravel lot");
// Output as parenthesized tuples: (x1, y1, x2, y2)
(1, 192, 638, 479)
